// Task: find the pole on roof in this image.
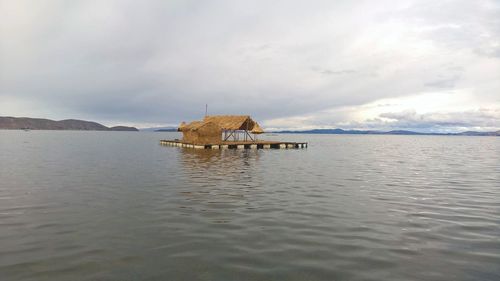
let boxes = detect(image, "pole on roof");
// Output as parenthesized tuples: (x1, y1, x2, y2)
(205, 104, 208, 117)
(245, 119, 249, 141)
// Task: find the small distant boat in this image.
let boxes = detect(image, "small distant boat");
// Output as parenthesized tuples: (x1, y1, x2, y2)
(21, 127, 31, 131)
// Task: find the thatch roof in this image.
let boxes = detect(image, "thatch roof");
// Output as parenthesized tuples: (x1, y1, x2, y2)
(178, 121, 188, 131)
(179, 121, 222, 144)
(179, 121, 208, 131)
(179, 121, 222, 132)
(203, 115, 256, 130)
(251, 122, 264, 134)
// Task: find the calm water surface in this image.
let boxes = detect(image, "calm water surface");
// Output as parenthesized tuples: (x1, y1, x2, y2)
(0, 131, 499, 281)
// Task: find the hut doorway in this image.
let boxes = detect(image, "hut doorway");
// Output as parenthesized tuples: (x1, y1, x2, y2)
(223, 130, 255, 142)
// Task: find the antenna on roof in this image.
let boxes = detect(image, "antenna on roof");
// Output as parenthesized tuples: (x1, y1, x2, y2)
(205, 104, 208, 117)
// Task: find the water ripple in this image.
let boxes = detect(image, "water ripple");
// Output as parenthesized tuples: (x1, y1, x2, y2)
(0, 132, 499, 280)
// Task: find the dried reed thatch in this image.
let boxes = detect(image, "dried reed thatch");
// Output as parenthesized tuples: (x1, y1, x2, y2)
(251, 122, 264, 134)
(203, 115, 256, 131)
(178, 121, 187, 131)
(178, 121, 203, 131)
(178, 115, 264, 144)
(179, 121, 222, 144)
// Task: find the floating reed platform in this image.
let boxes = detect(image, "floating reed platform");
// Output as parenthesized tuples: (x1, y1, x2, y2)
(160, 140, 307, 149)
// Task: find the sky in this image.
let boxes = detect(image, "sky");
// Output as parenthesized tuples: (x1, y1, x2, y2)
(1, 0, 499, 132)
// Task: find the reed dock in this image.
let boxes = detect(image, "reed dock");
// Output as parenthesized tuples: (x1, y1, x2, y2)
(160, 140, 307, 149)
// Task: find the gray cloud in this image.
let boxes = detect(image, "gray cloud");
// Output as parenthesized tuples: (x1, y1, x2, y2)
(263, 106, 500, 133)
(312, 67, 357, 75)
(374, 108, 500, 131)
(0, 0, 499, 129)
(475, 45, 500, 58)
(424, 74, 461, 89)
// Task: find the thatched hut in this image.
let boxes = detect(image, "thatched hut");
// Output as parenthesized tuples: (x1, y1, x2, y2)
(178, 115, 265, 143)
(203, 115, 254, 130)
(203, 115, 261, 141)
(179, 121, 222, 144)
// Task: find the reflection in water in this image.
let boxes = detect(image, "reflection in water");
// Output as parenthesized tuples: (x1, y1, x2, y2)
(179, 147, 260, 171)
(179, 148, 261, 184)
(177, 148, 263, 223)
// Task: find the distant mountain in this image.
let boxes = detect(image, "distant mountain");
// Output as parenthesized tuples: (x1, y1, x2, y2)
(0, 117, 138, 131)
(109, 126, 139, 131)
(272, 128, 499, 136)
(154, 128, 179, 132)
(274, 128, 373, 134)
(139, 126, 178, 132)
(273, 128, 417, 135)
(383, 130, 425, 135)
(456, 130, 500, 136)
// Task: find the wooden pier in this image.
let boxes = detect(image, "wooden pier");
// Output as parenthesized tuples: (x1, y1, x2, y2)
(160, 140, 307, 149)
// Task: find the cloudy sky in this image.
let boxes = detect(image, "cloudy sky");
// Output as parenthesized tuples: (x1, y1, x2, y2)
(1, 0, 499, 132)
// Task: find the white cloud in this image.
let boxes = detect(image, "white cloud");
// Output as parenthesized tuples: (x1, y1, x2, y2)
(1, 0, 499, 131)
(264, 91, 500, 132)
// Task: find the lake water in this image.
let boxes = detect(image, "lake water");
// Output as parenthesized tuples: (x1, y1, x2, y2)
(0, 131, 499, 281)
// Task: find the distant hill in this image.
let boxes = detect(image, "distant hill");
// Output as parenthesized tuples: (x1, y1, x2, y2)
(0, 117, 138, 131)
(456, 130, 500, 136)
(272, 128, 500, 136)
(154, 128, 178, 132)
(109, 126, 139, 131)
(273, 128, 424, 135)
(139, 126, 178, 132)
